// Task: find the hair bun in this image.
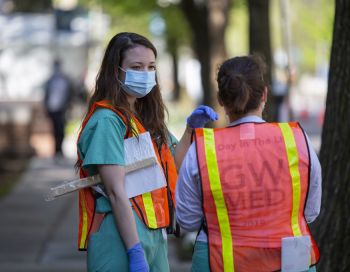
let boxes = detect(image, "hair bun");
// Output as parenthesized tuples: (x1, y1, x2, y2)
(217, 56, 266, 115)
(219, 73, 250, 114)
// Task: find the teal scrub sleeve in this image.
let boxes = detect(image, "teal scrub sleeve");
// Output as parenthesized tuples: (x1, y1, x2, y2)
(80, 116, 126, 175)
(167, 131, 179, 157)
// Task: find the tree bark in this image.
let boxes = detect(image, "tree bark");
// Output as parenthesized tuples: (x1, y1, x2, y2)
(171, 48, 181, 101)
(312, 1, 350, 271)
(247, 0, 275, 121)
(180, 0, 231, 112)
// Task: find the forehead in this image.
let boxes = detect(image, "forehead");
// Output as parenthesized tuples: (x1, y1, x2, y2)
(122, 45, 156, 65)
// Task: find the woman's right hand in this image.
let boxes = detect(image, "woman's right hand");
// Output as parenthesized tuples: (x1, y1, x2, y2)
(187, 105, 218, 128)
(127, 242, 149, 272)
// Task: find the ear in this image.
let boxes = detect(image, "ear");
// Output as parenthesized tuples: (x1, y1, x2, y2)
(262, 86, 268, 102)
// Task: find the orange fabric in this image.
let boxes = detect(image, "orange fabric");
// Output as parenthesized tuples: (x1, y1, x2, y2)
(77, 100, 177, 250)
(195, 122, 319, 271)
(125, 115, 178, 228)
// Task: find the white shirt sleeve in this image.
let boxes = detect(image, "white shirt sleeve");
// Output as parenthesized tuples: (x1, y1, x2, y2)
(175, 143, 203, 232)
(304, 136, 322, 223)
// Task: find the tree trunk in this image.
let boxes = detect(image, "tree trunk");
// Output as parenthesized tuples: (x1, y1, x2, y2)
(247, 0, 275, 121)
(171, 49, 181, 101)
(312, 1, 350, 271)
(180, 0, 231, 112)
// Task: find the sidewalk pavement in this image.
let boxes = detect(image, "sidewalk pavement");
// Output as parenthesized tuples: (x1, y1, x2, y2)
(0, 156, 191, 272)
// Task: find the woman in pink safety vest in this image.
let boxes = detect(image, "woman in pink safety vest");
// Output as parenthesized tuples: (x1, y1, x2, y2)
(175, 55, 321, 272)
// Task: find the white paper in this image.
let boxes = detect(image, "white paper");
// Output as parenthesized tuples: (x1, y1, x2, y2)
(123, 132, 166, 198)
(281, 235, 311, 272)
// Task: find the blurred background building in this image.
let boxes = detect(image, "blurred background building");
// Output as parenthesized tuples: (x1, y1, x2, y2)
(0, 0, 109, 157)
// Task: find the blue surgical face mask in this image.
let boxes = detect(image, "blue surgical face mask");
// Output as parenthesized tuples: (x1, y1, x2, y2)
(118, 67, 156, 98)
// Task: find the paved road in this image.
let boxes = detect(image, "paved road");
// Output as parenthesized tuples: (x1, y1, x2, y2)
(0, 157, 191, 272)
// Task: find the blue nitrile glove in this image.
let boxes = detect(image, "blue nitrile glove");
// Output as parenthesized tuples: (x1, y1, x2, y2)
(127, 242, 149, 272)
(187, 105, 219, 128)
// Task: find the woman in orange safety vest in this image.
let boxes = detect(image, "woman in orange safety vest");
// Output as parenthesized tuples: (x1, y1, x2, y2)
(76, 32, 217, 272)
(175, 55, 321, 272)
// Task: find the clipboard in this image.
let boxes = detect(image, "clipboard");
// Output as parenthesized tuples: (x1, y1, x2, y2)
(45, 132, 166, 201)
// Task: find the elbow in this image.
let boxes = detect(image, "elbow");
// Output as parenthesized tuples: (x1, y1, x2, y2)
(177, 219, 199, 232)
(176, 216, 193, 231)
(305, 207, 321, 224)
(176, 211, 201, 232)
(305, 215, 317, 224)
(106, 185, 126, 205)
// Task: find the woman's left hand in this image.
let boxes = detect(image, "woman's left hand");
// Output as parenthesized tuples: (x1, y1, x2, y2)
(127, 242, 149, 272)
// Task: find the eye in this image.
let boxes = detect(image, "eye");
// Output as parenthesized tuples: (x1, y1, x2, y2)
(131, 66, 142, 70)
(148, 65, 156, 71)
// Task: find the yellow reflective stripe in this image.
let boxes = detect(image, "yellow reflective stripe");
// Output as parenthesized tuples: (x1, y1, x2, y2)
(278, 123, 302, 237)
(130, 119, 138, 136)
(79, 191, 88, 248)
(203, 129, 234, 271)
(131, 118, 157, 228)
(141, 192, 157, 228)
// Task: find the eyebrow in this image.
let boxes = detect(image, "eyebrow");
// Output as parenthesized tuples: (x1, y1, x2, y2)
(130, 61, 156, 65)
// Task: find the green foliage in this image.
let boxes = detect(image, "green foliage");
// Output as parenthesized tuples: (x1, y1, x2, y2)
(161, 5, 191, 53)
(290, 0, 334, 72)
(78, 0, 190, 54)
(78, 0, 333, 74)
(78, 0, 154, 38)
(226, 1, 249, 57)
(270, 0, 334, 73)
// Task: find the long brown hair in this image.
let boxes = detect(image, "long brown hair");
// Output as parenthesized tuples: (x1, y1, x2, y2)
(87, 32, 168, 146)
(217, 55, 266, 115)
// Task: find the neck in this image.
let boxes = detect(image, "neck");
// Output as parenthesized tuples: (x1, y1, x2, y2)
(127, 95, 137, 112)
(228, 108, 263, 123)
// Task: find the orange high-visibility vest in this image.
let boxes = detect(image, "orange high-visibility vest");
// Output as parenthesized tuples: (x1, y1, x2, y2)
(195, 122, 320, 272)
(77, 100, 177, 250)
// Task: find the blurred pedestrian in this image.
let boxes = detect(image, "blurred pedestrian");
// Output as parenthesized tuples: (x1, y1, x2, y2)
(44, 59, 72, 157)
(75, 32, 217, 272)
(176, 55, 321, 272)
(271, 74, 288, 121)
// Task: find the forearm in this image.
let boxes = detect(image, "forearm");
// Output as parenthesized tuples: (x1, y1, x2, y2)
(109, 191, 139, 249)
(98, 165, 139, 249)
(174, 126, 193, 169)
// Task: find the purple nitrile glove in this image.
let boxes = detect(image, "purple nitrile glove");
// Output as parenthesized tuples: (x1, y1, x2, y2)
(187, 105, 219, 128)
(127, 242, 149, 272)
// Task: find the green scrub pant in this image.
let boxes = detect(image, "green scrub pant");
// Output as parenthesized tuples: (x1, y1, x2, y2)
(191, 241, 317, 272)
(87, 197, 169, 272)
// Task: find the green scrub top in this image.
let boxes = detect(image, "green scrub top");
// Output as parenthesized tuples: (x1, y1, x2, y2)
(78, 108, 178, 174)
(77, 108, 178, 272)
(78, 108, 126, 176)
